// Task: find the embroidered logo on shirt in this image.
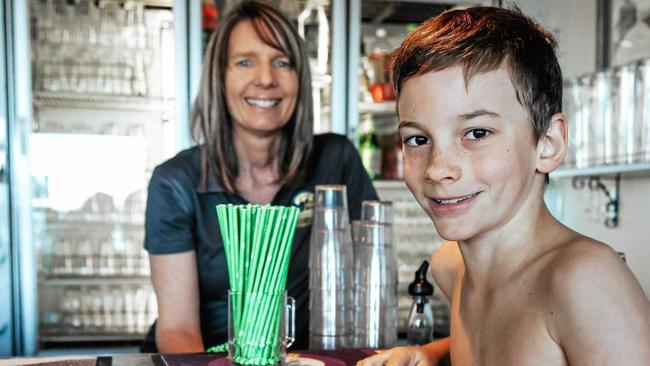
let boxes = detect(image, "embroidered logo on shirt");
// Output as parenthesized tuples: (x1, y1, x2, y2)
(291, 189, 314, 228)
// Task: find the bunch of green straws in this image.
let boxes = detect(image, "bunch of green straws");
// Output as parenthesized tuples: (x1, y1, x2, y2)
(210, 204, 300, 365)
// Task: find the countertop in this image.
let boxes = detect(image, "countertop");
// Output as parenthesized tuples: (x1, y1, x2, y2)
(0, 349, 377, 366)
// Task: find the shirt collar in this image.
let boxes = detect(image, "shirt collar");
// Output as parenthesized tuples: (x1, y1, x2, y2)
(196, 149, 226, 193)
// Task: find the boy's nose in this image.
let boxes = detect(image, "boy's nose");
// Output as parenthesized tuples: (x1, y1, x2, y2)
(424, 149, 462, 183)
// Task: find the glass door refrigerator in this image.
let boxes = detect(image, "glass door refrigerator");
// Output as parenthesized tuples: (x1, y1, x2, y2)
(3, 0, 200, 355)
(3, 0, 346, 356)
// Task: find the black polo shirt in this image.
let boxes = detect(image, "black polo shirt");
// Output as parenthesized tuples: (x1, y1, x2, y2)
(144, 133, 378, 350)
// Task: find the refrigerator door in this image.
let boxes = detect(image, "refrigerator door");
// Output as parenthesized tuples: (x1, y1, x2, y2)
(0, 2, 13, 354)
(3, 0, 38, 356)
(26, 0, 183, 350)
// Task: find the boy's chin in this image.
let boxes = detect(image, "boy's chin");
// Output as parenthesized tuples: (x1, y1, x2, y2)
(431, 219, 477, 242)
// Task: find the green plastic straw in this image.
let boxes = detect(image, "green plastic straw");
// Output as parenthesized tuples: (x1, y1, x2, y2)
(213, 204, 299, 364)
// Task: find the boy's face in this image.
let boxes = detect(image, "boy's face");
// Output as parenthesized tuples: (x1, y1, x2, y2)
(398, 65, 542, 241)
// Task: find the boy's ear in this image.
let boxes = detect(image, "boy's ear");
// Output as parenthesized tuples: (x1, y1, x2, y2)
(536, 113, 568, 174)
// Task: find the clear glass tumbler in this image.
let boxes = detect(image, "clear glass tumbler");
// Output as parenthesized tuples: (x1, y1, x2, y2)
(353, 200, 398, 348)
(228, 291, 295, 366)
(309, 185, 354, 349)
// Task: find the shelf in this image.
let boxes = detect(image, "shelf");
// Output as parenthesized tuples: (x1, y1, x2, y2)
(41, 276, 150, 286)
(40, 333, 147, 343)
(359, 101, 396, 115)
(373, 179, 408, 190)
(33, 91, 168, 112)
(551, 162, 650, 179)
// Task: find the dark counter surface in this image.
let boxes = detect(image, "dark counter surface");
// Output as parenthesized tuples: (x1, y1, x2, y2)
(1, 349, 377, 366)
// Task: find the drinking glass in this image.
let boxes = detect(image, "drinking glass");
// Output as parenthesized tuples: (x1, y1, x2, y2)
(308, 185, 354, 349)
(612, 64, 641, 164)
(354, 200, 398, 348)
(228, 291, 295, 366)
(590, 71, 613, 166)
(575, 74, 594, 168)
(636, 59, 650, 162)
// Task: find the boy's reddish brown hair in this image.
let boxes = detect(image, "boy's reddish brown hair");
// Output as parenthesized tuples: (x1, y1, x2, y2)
(391, 6, 563, 142)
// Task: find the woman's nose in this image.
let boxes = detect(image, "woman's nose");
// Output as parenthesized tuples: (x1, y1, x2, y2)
(254, 62, 277, 88)
(424, 148, 462, 183)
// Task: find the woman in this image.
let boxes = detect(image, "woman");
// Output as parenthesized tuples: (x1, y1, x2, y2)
(142, 1, 377, 352)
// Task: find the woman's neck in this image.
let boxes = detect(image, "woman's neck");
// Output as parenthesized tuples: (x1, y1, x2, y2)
(232, 129, 282, 203)
(233, 129, 281, 172)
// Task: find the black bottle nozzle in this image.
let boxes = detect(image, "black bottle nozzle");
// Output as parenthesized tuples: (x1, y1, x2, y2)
(408, 260, 434, 297)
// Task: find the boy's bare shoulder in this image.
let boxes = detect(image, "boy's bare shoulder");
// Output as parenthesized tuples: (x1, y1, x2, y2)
(541, 235, 650, 364)
(430, 241, 463, 299)
(541, 235, 640, 304)
(542, 235, 628, 291)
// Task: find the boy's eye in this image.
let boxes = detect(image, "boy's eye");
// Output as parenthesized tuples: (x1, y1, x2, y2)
(403, 135, 430, 147)
(465, 129, 491, 140)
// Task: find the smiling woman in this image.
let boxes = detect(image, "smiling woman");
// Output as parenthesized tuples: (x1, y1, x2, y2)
(224, 19, 299, 142)
(140, 0, 377, 355)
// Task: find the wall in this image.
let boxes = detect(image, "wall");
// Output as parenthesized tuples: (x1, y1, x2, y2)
(550, 177, 650, 297)
(515, 0, 597, 78)
(517, 0, 650, 297)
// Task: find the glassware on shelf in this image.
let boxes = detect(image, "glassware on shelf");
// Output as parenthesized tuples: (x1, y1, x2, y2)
(298, 0, 331, 133)
(589, 70, 613, 167)
(612, 64, 641, 164)
(31, 0, 152, 97)
(563, 78, 581, 168)
(636, 59, 650, 162)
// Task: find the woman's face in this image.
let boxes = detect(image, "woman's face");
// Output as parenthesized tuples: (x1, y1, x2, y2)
(225, 20, 299, 136)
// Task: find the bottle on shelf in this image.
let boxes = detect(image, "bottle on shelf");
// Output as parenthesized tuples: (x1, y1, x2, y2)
(381, 132, 403, 180)
(201, 0, 218, 56)
(359, 114, 382, 180)
(367, 28, 395, 102)
(407, 260, 434, 345)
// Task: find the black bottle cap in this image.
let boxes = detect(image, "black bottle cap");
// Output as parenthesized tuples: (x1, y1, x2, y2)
(408, 260, 434, 296)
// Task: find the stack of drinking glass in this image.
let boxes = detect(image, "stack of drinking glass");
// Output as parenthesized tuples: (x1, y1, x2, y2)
(353, 200, 398, 348)
(308, 185, 354, 349)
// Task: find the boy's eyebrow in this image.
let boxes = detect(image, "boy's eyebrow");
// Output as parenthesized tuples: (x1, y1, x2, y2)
(398, 120, 421, 129)
(457, 109, 500, 121)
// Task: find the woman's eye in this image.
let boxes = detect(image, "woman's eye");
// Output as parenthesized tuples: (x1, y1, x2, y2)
(235, 59, 252, 67)
(403, 135, 430, 147)
(465, 129, 490, 140)
(274, 59, 291, 68)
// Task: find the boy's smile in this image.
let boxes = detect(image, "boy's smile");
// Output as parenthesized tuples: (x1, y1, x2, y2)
(398, 65, 542, 242)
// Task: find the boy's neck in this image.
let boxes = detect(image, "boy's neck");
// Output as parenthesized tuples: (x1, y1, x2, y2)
(457, 198, 569, 291)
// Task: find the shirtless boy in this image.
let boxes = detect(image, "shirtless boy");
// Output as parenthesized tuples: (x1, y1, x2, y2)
(358, 6, 650, 366)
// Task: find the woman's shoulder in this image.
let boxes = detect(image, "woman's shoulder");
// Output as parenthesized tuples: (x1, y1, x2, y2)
(151, 146, 202, 186)
(313, 133, 356, 155)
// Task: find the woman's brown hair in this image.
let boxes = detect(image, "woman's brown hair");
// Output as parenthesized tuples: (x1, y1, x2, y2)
(191, 0, 313, 192)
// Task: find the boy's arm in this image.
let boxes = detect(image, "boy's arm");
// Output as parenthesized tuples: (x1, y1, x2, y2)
(419, 337, 451, 364)
(549, 243, 650, 365)
(355, 338, 450, 366)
